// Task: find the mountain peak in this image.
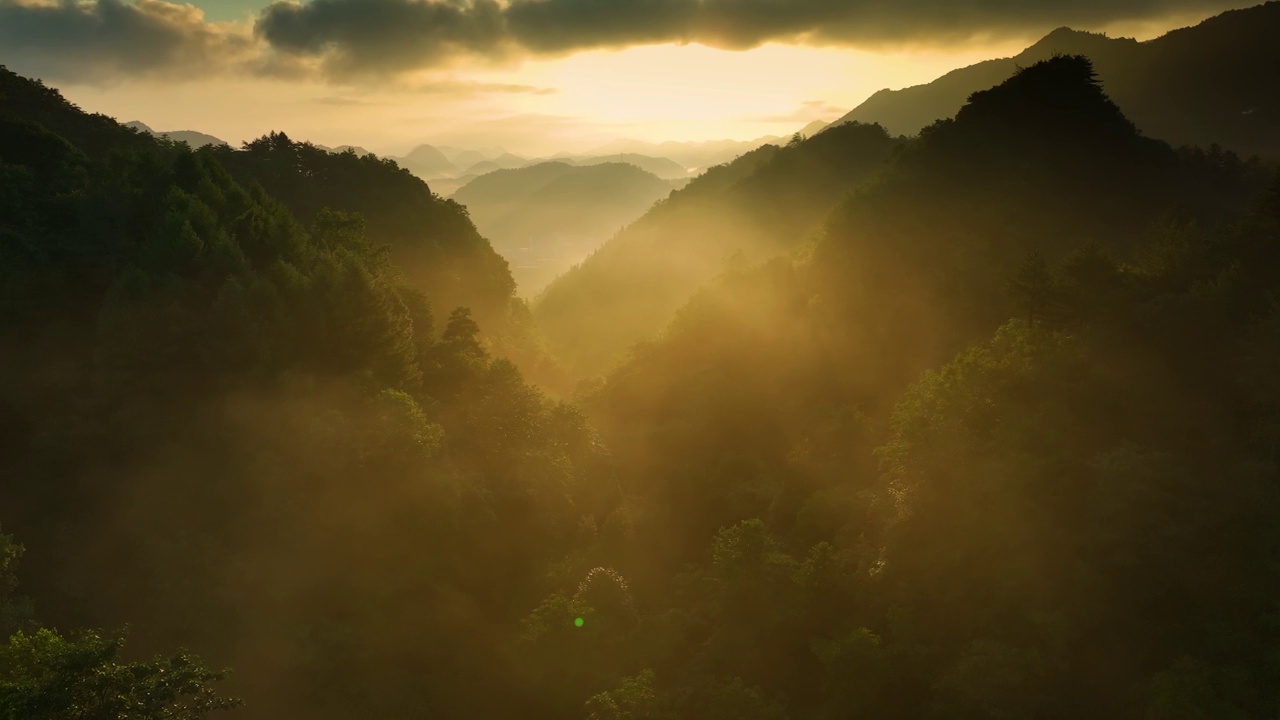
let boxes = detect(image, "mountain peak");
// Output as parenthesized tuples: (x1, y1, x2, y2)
(1024, 25, 1124, 58)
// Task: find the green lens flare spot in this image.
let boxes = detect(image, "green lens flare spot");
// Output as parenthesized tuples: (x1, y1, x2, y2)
(574, 617, 584, 628)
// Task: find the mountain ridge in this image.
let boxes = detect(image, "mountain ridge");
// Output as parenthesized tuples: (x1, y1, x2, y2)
(837, 1, 1280, 157)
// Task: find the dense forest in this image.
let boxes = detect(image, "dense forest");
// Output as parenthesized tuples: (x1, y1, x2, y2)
(4, 46, 1280, 720)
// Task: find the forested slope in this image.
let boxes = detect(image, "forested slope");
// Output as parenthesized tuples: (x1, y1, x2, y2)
(0, 66, 598, 718)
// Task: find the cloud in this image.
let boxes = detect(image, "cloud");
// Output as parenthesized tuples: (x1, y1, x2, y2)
(253, 0, 1250, 77)
(0, 0, 256, 82)
(0, 0, 1253, 82)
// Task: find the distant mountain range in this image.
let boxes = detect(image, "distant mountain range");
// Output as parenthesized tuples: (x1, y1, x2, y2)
(586, 135, 789, 173)
(839, 1, 1280, 157)
(124, 120, 226, 148)
(452, 161, 685, 296)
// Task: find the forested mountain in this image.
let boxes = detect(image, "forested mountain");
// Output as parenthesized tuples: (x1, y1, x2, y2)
(418, 152, 691, 200)
(5, 49, 1280, 720)
(534, 121, 903, 378)
(0, 64, 585, 717)
(453, 161, 683, 296)
(565, 55, 1280, 719)
(838, 1, 1280, 157)
(203, 134, 526, 344)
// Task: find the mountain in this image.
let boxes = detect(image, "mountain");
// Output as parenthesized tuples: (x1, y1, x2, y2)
(125, 119, 227, 147)
(315, 143, 373, 155)
(799, 119, 832, 136)
(436, 145, 488, 168)
(452, 161, 681, 296)
(533, 121, 903, 377)
(438, 144, 508, 164)
(396, 143, 460, 179)
(573, 57, 1276, 719)
(589, 135, 789, 172)
(838, 1, 1280, 157)
(203, 133, 537, 361)
(567, 153, 690, 179)
(461, 152, 527, 176)
(462, 160, 504, 176)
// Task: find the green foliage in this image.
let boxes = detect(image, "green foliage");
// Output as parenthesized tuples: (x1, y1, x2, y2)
(585, 670, 667, 720)
(0, 629, 239, 720)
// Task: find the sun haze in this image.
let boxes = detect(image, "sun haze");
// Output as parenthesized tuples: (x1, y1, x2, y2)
(0, 0, 1254, 154)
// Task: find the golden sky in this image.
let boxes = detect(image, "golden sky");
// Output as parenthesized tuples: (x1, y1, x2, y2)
(2, 0, 1257, 157)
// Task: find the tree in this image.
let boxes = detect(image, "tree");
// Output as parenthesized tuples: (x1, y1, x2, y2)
(0, 630, 240, 720)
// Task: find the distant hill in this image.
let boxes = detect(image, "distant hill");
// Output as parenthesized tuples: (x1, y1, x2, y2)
(533, 121, 903, 377)
(461, 153, 527, 176)
(567, 153, 690, 179)
(125, 120, 227, 148)
(396, 143, 460, 179)
(838, 1, 1280, 157)
(589, 135, 790, 172)
(437, 145, 488, 168)
(452, 161, 680, 296)
(316, 143, 373, 155)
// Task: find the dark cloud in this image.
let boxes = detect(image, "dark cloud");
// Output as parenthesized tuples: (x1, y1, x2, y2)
(0, 0, 254, 82)
(254, 0, 1249, 77)
(0, 0, 1253, 82)
(256, 0, 513, 75)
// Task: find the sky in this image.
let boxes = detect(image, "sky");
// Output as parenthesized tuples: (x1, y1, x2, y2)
(0, 0, 1260, 157)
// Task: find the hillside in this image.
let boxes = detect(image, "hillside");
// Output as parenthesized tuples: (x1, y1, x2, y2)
(838, 1, 1280, 157)
(533, 121, 903, 378)
(453, 161, 680, 295)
